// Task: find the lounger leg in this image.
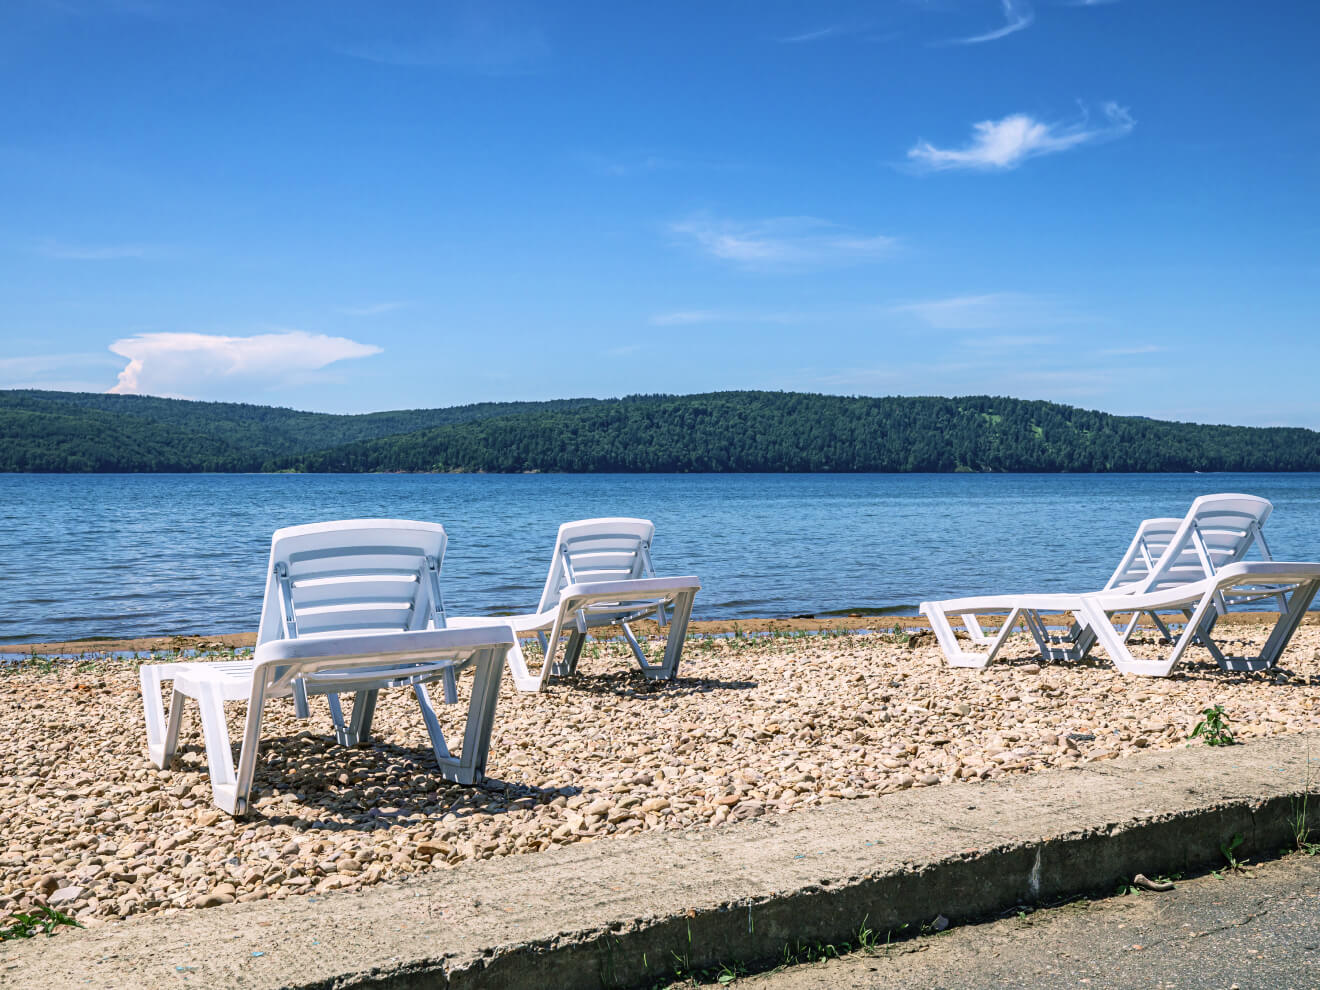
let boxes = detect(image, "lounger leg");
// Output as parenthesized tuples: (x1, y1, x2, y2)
(194, 681, 243, 815)
(326, 692, 349, 745)
(443, 646, 505, 786)
(503, 636, 541, 694)
(1077, 599, 1170, 677)
(140, 665, 185, 769)
(648, 589, 695, 681)
(1232, 580, 1318, 672)
(1022, 611, 1053, 659)
(1147, 612, 1176, 643)
(441, 668, 458, 705)
(962, 613, 993, 646)
(619, 621, 648, 668)
(922, 605, 1002, 668)
(523, 615, 567, 692)
(950, 608, 1022, 667)
(413, 682, 453, 764)
(343, 689, 379, 746)
(1080, 597, 1204, 678)
(555, 630, 587, 677)
(1182, 609, 1229, 667)
(229, 679, 269, 817)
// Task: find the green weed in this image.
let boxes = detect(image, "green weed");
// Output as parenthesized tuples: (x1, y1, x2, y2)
(1220, 832, 1246, 871)
(1189, 705, 1235, 747)
(0, 906, 83, 940)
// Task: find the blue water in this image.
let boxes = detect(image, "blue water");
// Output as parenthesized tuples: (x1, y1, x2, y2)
(1, 473, 1318, 645)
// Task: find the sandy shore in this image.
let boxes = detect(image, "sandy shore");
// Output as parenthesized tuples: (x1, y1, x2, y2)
(5, 610, 1307, 657)
(2, 622, 1317, 928)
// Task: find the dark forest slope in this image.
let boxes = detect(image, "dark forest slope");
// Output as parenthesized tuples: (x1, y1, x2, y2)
(4, 389, 1316, 473)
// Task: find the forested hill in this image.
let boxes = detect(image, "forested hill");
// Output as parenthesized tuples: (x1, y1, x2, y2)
(3, 389, 1320, 473)
(0, 390, 606, 472)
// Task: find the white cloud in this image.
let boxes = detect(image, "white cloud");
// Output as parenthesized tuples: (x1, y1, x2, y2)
(950, 0, 1034, 44)
(35, 239, 157, 260)
(107, 330, 381, 398)
(669, 215, 898, 270)
(907, 103, 1134, 171)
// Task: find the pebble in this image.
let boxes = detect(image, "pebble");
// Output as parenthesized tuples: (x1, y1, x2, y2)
(1, 624, 1315, 929)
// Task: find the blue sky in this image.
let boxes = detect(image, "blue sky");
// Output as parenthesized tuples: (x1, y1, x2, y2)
(2, 1, 1317, 425)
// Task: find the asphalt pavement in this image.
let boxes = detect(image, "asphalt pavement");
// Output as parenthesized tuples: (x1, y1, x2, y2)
(743, 853, 1320, 990)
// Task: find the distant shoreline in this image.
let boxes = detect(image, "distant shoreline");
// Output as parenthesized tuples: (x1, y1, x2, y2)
(2, 611, 1308, 656)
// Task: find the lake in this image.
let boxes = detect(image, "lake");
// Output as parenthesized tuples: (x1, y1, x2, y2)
(1, 473, 1318, 645)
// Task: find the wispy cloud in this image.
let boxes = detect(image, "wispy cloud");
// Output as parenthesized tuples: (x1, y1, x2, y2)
(650, 310, 723, 327)
(0, 351, 122, 386)
(34, 239, 158, 260)
(776, 20, 898, 44)
(892, 292, 1081, 330)
(1096, 343, 1166, 357)
(0, 351, 126, 393)
(340, 301, 408, 317)
(779, 25, 847, 43)
(961, 333, 1056, 349)
(649, 309, 807, 327)
(907, 102, 1134, 171)
(669, 215, 898, 270)
(107, 330, 381, 399)
(948, 0, 1034, 44)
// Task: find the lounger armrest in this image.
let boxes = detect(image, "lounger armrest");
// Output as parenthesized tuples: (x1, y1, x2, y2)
(559, 575, 702, 600)
(1086, 561, 1320, 610)
(253, 624, 516, 667)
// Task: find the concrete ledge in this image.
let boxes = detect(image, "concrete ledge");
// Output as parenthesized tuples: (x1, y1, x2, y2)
(3, 732, 1317, 989)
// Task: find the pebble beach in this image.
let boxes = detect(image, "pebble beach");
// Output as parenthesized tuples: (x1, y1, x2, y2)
(3, 622, 1318, 928)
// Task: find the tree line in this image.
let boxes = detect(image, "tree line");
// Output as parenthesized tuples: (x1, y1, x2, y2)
(7, 389, 1312, 473)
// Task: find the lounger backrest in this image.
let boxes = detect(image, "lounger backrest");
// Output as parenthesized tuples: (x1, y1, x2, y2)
(1138, 494, 1272, 595)
(1104, 518, 1182, 590)
(534, 518, 655, 614)
(255, 520, 448, 645)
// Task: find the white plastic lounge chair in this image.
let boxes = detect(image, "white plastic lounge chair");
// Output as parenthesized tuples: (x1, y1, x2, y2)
(449, 518, 700, 692)
(140, 520, 515, 815)
(1078, 560, 1320, 677)
(920, 494, 1276, 672)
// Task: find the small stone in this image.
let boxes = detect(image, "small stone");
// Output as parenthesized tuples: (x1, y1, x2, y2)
(48, 885, 83, 906)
